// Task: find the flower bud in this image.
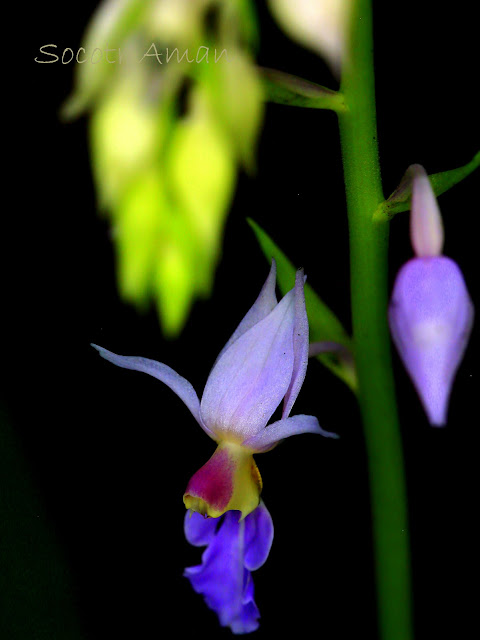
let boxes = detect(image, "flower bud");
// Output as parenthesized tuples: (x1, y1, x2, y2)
(389, 256, 473, 426)
(389, 166, 474, 425)
(268, 0, 353, 77)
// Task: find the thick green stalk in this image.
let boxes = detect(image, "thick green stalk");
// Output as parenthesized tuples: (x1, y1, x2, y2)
(337, 2, 413, 639)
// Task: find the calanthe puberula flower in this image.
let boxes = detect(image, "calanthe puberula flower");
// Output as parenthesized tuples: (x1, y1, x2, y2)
(388, 165, 474, 426)
(92, 260, 335, 519)
(92, 260, 335, 633)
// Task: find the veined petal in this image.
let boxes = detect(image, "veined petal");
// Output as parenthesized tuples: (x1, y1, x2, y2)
(243, 414, 338, 453)
(184, 502, 273, 634)
(282, 269, 309, 419)
(215, 260, 278, 363)
(201, 290, 296, 441)
(183, 442, 263, 520)
(91, 344, 215, 439)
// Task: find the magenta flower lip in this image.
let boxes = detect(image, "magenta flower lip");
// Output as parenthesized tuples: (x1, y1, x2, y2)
(184, 447, 235, 515)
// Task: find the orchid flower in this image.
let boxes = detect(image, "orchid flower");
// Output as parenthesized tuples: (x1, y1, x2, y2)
(92, 260, 335, 519)
(388, 165, 474, 426)
(92, 260, 335, 632)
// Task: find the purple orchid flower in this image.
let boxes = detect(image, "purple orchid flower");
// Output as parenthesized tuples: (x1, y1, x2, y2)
(389, 165, 474, 426)
(92, 260, 335, 519)
(184, 501, 273, 634)
(92, 261, 335, 633)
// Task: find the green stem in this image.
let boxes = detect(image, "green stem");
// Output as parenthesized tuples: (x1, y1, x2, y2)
(337, 2, 413, 639)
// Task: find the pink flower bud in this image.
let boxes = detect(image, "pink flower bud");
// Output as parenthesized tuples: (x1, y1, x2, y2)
(389, 166, 473, 425)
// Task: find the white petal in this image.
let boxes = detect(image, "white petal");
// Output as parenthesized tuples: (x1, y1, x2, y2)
(200, 290, 295, 440)
(215, 260, 277, 363)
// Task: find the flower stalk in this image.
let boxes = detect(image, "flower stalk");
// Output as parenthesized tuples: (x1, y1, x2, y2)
(337, 1, 414, 639)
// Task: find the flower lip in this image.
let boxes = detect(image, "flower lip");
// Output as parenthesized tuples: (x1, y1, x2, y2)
(183, 441, 263, 520)
(184, 501, 274, 634)
(184, 446, 235, 517)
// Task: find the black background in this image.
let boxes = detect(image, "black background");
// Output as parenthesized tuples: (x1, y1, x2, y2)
(2, 2, 478, 638)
